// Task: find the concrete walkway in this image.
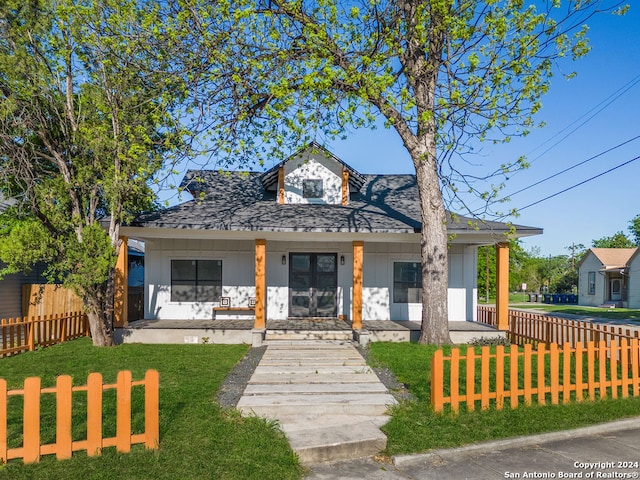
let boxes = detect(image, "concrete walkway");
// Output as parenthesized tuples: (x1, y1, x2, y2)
(236, 340, 397, 464)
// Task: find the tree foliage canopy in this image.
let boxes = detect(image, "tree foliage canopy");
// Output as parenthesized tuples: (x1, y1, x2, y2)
(591, 231, 635, 249)
(629, 214, 640, 246)
(0, 0, 187, 344)
(0, 0, 627, 345)
(173, 0, 625, 343)
(177, 0, 626, 210)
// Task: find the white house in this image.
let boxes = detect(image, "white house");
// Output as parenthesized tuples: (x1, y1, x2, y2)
(578, 248, 639, 308)
(120, 143, 542, 332)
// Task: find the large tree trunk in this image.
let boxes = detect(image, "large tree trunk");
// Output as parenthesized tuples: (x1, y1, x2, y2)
(413, 145, 452, 345)
(84, 293, 114, 347)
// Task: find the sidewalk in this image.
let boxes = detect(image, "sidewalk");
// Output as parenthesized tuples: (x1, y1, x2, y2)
(306, 417, 640, 479)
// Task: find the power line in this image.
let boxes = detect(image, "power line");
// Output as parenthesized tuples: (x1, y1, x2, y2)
(469, 76, 640, 215)
(506, 134, 640, 198)
(525, 73, 640, 164)
(515, 154, 640, 213)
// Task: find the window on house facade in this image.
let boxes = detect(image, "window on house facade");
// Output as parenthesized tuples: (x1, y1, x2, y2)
(171, 260, 222, 302)
(588, 271, 596, 295)
(302, 179, 323, 198)
(393, 262, 422, 303)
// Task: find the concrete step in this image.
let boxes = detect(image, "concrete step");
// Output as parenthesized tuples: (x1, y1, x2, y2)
(251, 365, 373, 375)
(243, 382, 388, 395)
(248, 372, 382, 384)
(265, 330, 352, 341)
(259, 357, 365, 366)
(276, 414, 391, 430)
(237, 393, 395, 416)
(262, 346, 363, 356)
(281, 418, 388, 464)
(264, 339, 355, 346)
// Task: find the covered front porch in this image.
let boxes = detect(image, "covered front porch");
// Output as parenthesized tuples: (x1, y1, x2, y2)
(113, 317, 505, 345)
(113, 235, 514, 341)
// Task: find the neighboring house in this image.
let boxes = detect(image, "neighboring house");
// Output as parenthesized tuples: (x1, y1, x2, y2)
(121, 143, 542, 327)
(578, 248, 639, 308)
(0, 263, 50, 319)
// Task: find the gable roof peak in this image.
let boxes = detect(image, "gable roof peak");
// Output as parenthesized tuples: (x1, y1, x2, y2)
(260, 142, 366, 191)
(585, 247, 639, 269)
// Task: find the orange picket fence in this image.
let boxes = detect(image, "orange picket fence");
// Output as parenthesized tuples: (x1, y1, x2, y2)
(431, 340, 640, 412)
(0, 312, 89, 358)
(477, 306, 640, 349)
(0, 370, 159, 464)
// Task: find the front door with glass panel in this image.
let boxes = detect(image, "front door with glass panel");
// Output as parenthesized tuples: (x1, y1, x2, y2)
(289, 253, 337, 317)
(610, 278, 622, 301)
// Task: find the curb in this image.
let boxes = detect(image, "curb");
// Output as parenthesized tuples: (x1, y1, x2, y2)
(392, 416, 640, 468)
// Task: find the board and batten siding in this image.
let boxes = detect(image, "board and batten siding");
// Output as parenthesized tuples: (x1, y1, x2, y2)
(283, 152, 344, 205)
(143, 238, 478, 322)
(144, 238, 256, 320)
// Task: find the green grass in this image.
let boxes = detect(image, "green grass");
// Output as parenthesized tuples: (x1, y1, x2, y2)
(0, 338, 303, 480)
(5, 336, 640, 474)
(368, 342, 640, 456)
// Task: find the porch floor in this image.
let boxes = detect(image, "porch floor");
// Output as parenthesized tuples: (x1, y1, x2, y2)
(116, 318, 504, 345)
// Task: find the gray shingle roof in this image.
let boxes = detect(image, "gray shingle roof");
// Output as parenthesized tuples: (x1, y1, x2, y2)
(133, 171, 541, 237)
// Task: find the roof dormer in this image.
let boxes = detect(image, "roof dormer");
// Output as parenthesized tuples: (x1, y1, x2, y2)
(260, 142, 365, 206)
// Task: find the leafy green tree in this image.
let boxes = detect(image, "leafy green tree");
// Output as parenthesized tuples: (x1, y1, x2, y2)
(629, 215, 640, 246)
(592, 231, 635, 249)
(477, 245, 497, 300)
(478, 240, 544, 299)
(178, 0, 625, 343)
(0, 1, 186, 345)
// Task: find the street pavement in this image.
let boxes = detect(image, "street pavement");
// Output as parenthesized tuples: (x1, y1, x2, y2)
(305, 417, 640, 479)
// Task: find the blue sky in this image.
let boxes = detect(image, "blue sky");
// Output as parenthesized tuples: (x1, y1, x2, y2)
(327, 5, 640, 257)
(162, 5, 639, 258)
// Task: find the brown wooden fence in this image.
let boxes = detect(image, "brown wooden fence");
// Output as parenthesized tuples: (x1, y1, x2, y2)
(1, 312, 89, 358)
(431, 340, 640, 412)
(0, 370, 159, 464)
(477, 306, 640, 349)
(22, 284, 84, 319)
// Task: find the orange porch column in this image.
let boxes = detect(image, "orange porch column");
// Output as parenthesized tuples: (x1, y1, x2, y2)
(352, 241, 364, 330)
(255, 239, 267, 329)
(495, 242, 509, 331)
(341, 168, 349, 205)
(278, 166, 285, 204)
(114, 236, 128, 328)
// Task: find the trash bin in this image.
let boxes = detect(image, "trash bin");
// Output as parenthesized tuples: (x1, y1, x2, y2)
(543, 293, 551, 303)
(559, 294, 567, 303)
(552, 293, 560, 303)
(528, 293, 536, 302)
(568, 294, 576, 303)
(536, 294, 544, 302)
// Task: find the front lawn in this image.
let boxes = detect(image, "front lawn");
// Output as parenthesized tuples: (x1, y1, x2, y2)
(0, 338, 303, 480)
(4, 338, 640, 475)
(368, 342, 640, 456)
